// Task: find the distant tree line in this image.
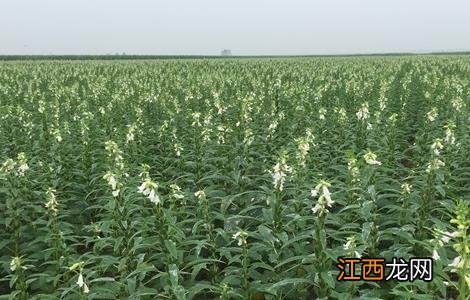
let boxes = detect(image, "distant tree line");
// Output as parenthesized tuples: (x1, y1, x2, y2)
(0, 52, 468, 61)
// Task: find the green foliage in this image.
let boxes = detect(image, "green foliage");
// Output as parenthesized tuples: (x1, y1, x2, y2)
(0, 57, 469, 299)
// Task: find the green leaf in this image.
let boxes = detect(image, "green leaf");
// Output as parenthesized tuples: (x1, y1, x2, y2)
(267, 278, 312, 294)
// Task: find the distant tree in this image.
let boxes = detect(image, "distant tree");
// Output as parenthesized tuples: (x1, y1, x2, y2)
(221, 49, 232, 56)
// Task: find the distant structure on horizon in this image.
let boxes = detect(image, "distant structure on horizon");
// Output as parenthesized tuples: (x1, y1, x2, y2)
(221, 49, 232, 56)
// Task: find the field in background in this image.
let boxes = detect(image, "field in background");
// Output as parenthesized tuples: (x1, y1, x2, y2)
(0, 57, 469, 299)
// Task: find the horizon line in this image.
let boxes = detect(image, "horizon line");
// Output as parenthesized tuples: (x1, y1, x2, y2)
(1, 50, 470, 60)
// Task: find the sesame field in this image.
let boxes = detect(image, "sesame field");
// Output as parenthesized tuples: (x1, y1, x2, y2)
(0, 57, 469, 299)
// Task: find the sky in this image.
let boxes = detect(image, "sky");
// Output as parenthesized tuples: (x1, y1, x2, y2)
(1, 0, 470, 55)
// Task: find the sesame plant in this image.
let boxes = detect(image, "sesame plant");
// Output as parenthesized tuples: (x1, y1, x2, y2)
(0, 57, 469, 299)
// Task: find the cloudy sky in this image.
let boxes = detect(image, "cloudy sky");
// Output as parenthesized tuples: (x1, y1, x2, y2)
(1, 0, 469, 55)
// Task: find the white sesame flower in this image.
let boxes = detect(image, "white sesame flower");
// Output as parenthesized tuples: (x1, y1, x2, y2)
(310, 189, 318, 198)
(51, 128, 62, 142)
(356, 103, 369, 121)
(232, 232, 242, 246)
(451, 98, 464, 111)
(363, 151, 381, 165)
(103, 171, 118, 190)
(45, 188, 59, 213)
(342, 236, 361, 258)
(311, 203, 321, 214)
(109, 176, 117, 190)
(138, 178, 159, 205)
(77, 273, 84, 287)
(191, 112, 201, 127)
(432, 249, 440, 260)
(38, 100, 45, 113)
(431, 138, 443, 156)
(170, 184, 184, 200)
(18, 163, 29, 175)
(83, 283, 89, 294)
(322, 185, 333, 207)
(76, 272, 90, 293)
(401, 183, 412, 194)
(232, 230, 248, 246)
(426, 158, 445, 173)
(126, 124, 136, 143)
(10, 257, 18, 271)
(347, 156, 360, 182)
(194, 190, 204, 198)
(448, 256, 461, 272)
(336, 107, 348, 122)
(1, 153, 30, 177)
(271, 157, 292, 192)
(104, 140, 124, 170)
(444, 123, 456, 145)
(311, 180, 334, 216)
(440, 231, 459, 244)
(295, 136, 312, 168)
(427, 107, 438, 122)
(148, 189, 158, 204)
(174, 143, 182, 157)
(112, 189, 120, 197)
(16, 153, 29, 176)
(137, 182, 146, 193)
(268, 121, 277, 131)
(1, 158, 16, 174)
